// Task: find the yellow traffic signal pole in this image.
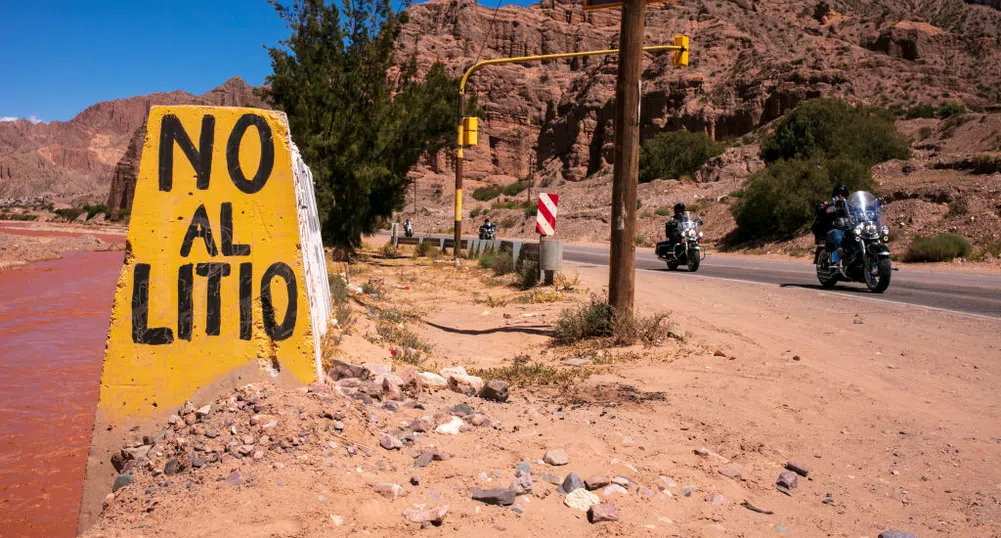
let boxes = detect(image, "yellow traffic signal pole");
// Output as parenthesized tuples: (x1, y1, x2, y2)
(452, 39, 689, 261)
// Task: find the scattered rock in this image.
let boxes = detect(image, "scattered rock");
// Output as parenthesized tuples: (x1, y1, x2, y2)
(878, 532, 919, 538)
(418, 372, 448, 389)
(822, 494, 835, 505)
(332, 420, 345, 431)
(374, 483, 406, 500)
(402, 504, 448, 526)
(705, 492, 727, 505)
(612, 476, 631, 488)
(480, 380, 509, 402)
(602, 484, 629, 496)
(562, 358, 593, 367)
(410, 416, 432, 432)
(714, 349, 727, 357)
(435, 416, 464, 435)
(637, 486, 656, 499)
(329, 514, 344, 526)
(588, 502, 619, 523)
(694, 447, 710, 456)
(450, 403, 475, 417)
(515, 461, 532, 476)
(585, 476, 611, 490)
(472, 488, 516, 506)
(196, 404, 212, 417)
(439, 366, 468, 378)
(543, 449, 569, 466)
(681, 486, 697, 497)
(564, 488, 601, 511)
(380, 434, 403, 450)
(224, 470, 241, 487)
(330, 360, 367, 380)
(560, 472, 584, 494)
(719, 465, 742, 480)
(112, 473, 133, 493)
(163, 458, 184, 476)
(510, 474, 534, 495)
(362, 362, 392, 378)
(382, 377, 403, 401)
(777, 470, 799, 490)
(660, 476, 677, 488)
(786, 460, 809, 477)
(410, 476, 420, 486)
(540, 472, 562, 485)
(397, 366, 423, 396)
(414, 451, 435, 468)
(447, 374, 484, 397)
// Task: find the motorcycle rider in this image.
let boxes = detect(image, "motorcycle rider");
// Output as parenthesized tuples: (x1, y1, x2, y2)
(815, 185, 850, 267)
(664, 203, 687, 250)
(403, 217, 414, 236)
(479, 218, 495, 238)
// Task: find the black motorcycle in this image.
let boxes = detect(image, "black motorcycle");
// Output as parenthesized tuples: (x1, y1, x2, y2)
(655, 212, 704, 272)
(478, 223, 496, 240)
(814, 191, 892, 293)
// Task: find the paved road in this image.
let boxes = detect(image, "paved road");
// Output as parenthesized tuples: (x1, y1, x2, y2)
(382, 233, 1001, 318)
(562, 243, 1001, 319)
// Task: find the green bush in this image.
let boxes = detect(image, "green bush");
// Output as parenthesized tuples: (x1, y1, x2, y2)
(491, 200, 519, 210)
(551, 297, 615, 345)
(473, 185, 502, 201)
(523, 203, 538, 219)
(470, 207, 484, 218)
(904, 234, 972, 262)
(502, 180, 531, 196)
(499, 216, 517, 228)
(516, 257, 539, 289)
(903, 104, 936, 119)
(937, 103, 966, 119)
(54, 208, 84, 222)
(731, 158, 873, 239)
(492, 254, 515, 276)
(655, 207, 672, 217)
(83, 204, 108, 219)
(760, 99, 910, 166)
(478, 250, 500, 269)
(639, 130, 724, 183)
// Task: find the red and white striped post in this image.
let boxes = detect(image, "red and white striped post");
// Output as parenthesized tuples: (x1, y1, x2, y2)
(536, 193, 559, 285)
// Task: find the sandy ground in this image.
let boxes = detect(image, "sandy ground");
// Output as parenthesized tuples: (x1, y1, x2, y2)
(80, 246, 1001, 538)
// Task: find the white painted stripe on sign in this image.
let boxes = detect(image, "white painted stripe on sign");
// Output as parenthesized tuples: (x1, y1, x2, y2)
(540, 193, 558, 218)
(537, 218, 554, 236)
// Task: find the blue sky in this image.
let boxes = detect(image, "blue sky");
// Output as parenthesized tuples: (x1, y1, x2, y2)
(0, 0, 533, 124)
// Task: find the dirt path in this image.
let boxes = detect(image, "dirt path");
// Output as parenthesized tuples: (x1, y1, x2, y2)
(77, 249, 1001, 538)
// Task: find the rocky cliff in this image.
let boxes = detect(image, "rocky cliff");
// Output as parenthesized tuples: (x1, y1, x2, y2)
(0, 77, 265, 205)
(397, 0, 1001, 182)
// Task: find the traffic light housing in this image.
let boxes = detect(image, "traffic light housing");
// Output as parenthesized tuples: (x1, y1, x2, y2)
(462, 116, 478, 146)
(672, 35, 689, 67)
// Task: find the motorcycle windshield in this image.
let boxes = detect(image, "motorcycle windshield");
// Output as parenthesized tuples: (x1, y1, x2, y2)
(846, 191, 882, 225)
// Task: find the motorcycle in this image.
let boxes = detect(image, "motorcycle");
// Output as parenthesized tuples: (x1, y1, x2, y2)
(478, 223, 496, 240)
(655, 211, 704, 272)
(814, 191, 892, 293)
(403, 221, 414, 238)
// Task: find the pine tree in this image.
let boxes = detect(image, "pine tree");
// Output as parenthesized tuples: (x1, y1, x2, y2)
(263, 0, 459, 252)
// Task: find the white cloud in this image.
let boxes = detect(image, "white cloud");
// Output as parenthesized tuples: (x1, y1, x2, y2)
(0, 115, 44, 124)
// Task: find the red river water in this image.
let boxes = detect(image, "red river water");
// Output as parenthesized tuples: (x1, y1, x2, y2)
(0, 251, 123, 537)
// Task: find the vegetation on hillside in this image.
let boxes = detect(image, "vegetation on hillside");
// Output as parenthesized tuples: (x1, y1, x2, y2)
(639, 130, 724, 183)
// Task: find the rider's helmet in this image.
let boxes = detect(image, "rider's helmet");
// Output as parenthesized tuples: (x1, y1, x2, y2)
(673, 203, 686, 217)
(832, 185, 849, 200)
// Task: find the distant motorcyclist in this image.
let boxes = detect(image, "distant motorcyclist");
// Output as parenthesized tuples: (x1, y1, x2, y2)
(403, 218, 414, 237)
(664, 203, 687, 249)
(479, 218, 496, 240)
(814, 185, 850, 267)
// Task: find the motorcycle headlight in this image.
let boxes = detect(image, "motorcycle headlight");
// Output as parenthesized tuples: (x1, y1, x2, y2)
(698, 231, 704, 238)
(687, 230, 697, 239)
(881, 226, 889, 237)
(854, 224, 863, 236)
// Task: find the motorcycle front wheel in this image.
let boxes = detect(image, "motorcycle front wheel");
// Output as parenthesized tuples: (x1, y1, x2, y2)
(865, 255, 892, 293)
(687, 256, 700, 272)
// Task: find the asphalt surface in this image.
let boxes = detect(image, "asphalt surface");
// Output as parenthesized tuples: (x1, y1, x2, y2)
(381, 233, 1001, 319)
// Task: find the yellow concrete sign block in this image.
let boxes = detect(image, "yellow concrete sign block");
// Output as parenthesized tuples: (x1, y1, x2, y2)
(98, 106, 330, 420)
(79, 105, 332, 532)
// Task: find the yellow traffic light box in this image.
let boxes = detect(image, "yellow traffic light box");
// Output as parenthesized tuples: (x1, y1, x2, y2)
(462, 116, 478, 146)
(672, 35, 689, 67)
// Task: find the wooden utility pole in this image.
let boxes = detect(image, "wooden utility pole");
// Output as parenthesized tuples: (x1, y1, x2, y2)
(608, 0, 645, 319)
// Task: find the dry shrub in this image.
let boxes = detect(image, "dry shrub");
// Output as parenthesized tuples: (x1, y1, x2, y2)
(551, 296, 670, 347)
(469, 354, 585, 387)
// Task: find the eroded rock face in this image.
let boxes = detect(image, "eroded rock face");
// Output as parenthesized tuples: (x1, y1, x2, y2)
(394, 0, 1001, 183)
